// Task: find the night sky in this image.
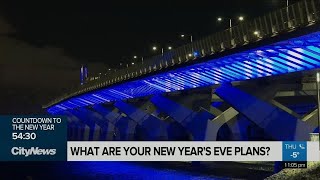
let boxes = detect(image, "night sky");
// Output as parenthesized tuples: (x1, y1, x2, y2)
(0, 0, 296, 113)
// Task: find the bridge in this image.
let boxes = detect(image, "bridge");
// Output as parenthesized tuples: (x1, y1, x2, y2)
(45, 0, 320, 142)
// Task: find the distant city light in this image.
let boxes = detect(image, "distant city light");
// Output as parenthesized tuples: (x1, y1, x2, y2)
(152, 46, 157, 50)
(254, 31, 259, 35)
(168, 46, 172, 50)
(108, 68, 111, 71)
(131, 62, 135, 65)
(180, 34, 185, 38)
(133, 56, 137, 59)
(239, 16, 244, 21)
(188, 53, 192, 57)
(217, 17, 222, 21)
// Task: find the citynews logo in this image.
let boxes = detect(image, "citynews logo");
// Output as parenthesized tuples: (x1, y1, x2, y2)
(11, 147, 56, 157)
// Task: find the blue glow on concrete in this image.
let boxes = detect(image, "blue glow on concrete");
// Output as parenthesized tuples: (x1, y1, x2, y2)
(48, 31, 320, 113)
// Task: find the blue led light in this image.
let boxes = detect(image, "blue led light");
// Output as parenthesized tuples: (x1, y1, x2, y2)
(193, 51, 200, 57)
(48, 31, 320, 113)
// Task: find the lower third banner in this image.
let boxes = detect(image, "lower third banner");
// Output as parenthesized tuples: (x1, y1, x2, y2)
(67, 141, 320, 161)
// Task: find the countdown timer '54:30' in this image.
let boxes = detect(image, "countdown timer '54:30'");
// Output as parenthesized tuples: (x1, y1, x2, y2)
(12, 132, 37, 140)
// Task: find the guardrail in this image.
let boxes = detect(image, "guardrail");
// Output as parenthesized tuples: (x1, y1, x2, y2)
(44, 0, 320, 108)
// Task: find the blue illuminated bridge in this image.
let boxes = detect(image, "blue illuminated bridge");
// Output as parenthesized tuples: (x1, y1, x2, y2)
(46, 0, 320, 143)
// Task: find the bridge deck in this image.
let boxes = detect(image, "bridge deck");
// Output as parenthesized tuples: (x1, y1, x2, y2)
(48, 31, 320, 114)
(46, 0, 320, 113)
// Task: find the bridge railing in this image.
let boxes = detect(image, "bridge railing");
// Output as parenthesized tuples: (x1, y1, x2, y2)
(45, 0, 320, 108)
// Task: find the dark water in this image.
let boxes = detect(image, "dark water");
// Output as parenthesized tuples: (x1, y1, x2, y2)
(0, 161, 272, 179)
(59, 162, 224, 179)
(0, 162, 226, 180)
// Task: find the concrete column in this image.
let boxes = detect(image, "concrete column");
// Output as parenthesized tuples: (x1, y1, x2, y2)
(92, 104, 137, 141)
(115, 116, 137, 140)
(302, 109, 319, 126)
(205, 107, 239, 140)
(114, 100, 168, 140)
(75, 122, 86, 141)
(93, 124, 101, 141)
(150, 94, 214, 141)
(67, 123, 78, 140)
(57, 111, 83, 141)
(69, 109, 101, 141)
(83, 124, 90, 141)
(215, 84, 316, 140)
(74, 107, 117, 141)
(70, 123, 77, 141)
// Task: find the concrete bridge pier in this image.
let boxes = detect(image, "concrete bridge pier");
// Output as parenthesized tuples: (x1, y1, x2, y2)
(91, 104, 137, 141)
(67, 122, 78, 140)
(68, 108, 102, 141)
(56, 110, 93, 141)
(150, 91, 216, 167)
(65, 114, 76, 140)
(70, 122, 82, 141)
(150, 90, 219, 141)
(76, 121, 89, 141)
(215, 83, 316, 141)
(79, 107, 118, 141)
(113, 100, 169, 140)
(54, 111, 83, 141)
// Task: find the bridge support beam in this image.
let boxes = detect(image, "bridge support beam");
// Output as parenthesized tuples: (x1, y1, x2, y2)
(54, 111, 85, 141)
(68, 122, 82, 141)
(76, 107, 120, 141)
(150, 94, 214, 141)
(68, 109, 99, 141)
(215, 84, 316, 140)
(114, 100, 168, 140)
(72, 123, 79, 140)
(91, 104, 137, 141)
(207, 107, 239, 140)
(302, 109, 319, 126)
